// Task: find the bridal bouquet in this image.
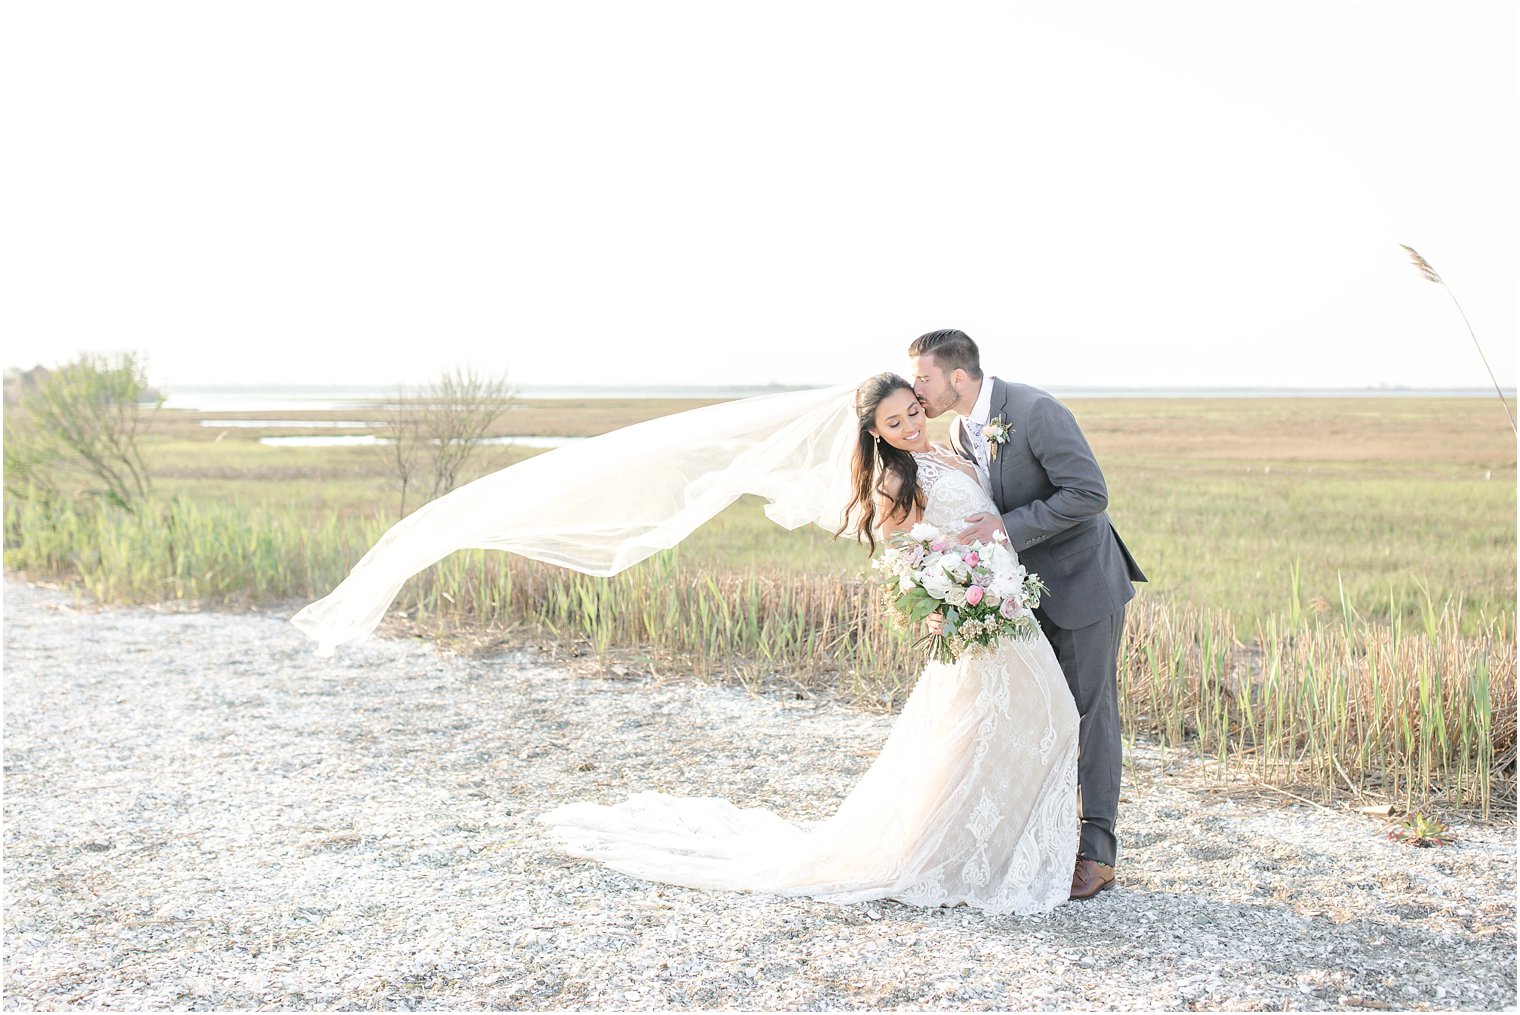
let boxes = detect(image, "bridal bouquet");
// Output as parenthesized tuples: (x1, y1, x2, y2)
(871, 523, 1046, 663)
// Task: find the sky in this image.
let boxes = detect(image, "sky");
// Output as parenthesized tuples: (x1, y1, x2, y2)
(3, 0, 1516, 391)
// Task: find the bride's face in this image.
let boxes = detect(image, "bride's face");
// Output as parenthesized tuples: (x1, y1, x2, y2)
(870, 388, 931, 454)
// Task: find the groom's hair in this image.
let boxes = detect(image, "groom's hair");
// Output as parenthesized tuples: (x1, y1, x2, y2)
(908, 329, 983, 380)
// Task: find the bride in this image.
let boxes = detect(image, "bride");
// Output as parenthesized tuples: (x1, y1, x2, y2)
(539, 373, 1078, 914)
(292, 372, 1078, 914)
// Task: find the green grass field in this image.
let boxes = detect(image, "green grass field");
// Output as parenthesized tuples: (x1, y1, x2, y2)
(141, 396, 1518, 631)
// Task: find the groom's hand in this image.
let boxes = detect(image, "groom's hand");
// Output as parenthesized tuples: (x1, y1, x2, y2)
(960, 512, 1007, 545)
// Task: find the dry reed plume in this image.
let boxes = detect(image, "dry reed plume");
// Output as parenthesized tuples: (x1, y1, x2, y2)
(1400, 243, 1516, 432)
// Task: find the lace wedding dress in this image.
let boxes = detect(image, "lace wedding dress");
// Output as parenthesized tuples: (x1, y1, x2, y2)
(540, 450, 1079, 914)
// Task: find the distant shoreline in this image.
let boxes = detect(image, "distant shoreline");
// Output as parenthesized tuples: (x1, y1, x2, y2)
(159, 383, 1519, 412)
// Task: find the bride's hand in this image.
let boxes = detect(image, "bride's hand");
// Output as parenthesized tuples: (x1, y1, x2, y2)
(925, 613, 946, 636)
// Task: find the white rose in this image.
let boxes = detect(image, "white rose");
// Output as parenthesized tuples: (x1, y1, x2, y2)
(987, 543, 1017, 574)
(987, 576, 1020, 600)
(943, 585, 969, 608)
(920, 570, 953, 599)
(909, 522, 940, 542)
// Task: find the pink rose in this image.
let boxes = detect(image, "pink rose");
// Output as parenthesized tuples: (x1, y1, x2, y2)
(963, 551, 980, 567)
(999, 596, 1021, 620)
(930, 540, 949, 553)
(964, 585, 985, 606)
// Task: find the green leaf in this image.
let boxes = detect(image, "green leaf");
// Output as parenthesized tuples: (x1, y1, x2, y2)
(909, 597, 941, 623)
(899, 587, 930, 608)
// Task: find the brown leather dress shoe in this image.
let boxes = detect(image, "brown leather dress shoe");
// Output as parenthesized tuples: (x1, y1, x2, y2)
(1069, 858, 1116, 900)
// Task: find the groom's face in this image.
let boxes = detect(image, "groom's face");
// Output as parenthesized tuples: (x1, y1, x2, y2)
(909, 354, 962, 419)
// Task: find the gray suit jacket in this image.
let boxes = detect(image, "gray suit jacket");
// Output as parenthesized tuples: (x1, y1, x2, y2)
(949, 377, 1145, 630)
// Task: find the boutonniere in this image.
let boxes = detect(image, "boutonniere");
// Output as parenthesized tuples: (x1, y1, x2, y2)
(982, 415, 1013, 460)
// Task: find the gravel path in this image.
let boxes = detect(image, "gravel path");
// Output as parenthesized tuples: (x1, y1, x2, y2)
(3, 577, 1515, 1011)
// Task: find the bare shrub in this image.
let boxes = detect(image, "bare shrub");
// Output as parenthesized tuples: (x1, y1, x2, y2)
(384, 366, 514, 517)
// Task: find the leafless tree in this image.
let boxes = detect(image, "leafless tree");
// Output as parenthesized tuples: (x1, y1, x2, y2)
(383, 386, 427, 519)
(384, 365, 514, 517)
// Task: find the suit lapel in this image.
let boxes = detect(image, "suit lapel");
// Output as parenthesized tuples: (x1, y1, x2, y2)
(989, 377, 1010, 509)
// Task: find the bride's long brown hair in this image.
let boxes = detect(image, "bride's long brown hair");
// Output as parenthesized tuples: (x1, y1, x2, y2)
(835, 372, 924, 555)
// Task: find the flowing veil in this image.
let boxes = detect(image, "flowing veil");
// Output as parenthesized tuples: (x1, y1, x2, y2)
(291, 384, 859, 654)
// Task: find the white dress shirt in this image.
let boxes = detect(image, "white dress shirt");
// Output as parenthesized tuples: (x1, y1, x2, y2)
(961, 379, 995, 468)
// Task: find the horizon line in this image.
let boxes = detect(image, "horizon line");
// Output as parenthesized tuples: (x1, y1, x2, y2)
(152, 381, 1519, 395)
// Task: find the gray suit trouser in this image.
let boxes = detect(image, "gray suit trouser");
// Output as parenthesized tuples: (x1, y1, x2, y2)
(1039, 604, 1126, 867)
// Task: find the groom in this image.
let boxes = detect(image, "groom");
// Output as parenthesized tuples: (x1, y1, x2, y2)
(908, 328, 1145, 900)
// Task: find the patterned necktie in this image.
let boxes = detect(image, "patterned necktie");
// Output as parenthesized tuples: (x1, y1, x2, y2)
(962, 417, 989, 467)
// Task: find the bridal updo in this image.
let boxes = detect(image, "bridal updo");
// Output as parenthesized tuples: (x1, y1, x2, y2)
(835, 372, 925, 555)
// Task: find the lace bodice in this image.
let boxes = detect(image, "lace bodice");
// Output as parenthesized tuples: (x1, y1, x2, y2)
(913, 448, 996, 531)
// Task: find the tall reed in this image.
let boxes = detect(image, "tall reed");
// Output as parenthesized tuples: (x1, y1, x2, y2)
(1117, 597, 1512, 814)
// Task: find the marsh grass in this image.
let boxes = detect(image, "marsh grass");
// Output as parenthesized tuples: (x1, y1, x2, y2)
(6, 395, 1515, 813)
(7, 490, 1513, 814)
(1118, 597, 1512, 815)
(136, 396, 1517, 631)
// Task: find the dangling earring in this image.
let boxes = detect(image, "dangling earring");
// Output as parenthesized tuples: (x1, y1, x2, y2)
(874, 435, 882, 451)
